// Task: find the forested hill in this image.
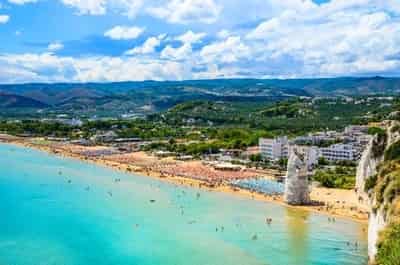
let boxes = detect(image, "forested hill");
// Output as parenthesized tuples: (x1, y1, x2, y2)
(1, 76, 400, 97)
(0, 77, 399, 118)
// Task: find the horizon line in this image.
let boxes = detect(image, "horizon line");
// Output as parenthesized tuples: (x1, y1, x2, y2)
(0, 75, 397, 86)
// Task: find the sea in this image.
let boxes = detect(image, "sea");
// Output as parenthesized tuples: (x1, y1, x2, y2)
(0, 143, 368, 265)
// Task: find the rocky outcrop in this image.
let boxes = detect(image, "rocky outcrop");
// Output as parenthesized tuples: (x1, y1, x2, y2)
(284, 147, 310, 205)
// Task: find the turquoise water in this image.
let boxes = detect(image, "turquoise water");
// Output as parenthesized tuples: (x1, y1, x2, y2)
(0, 143, 368, 265)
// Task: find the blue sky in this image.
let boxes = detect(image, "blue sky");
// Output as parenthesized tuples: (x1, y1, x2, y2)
(0, 0, 399, 83)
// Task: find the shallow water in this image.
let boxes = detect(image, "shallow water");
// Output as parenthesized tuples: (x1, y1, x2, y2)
(0, 143, 368, 265)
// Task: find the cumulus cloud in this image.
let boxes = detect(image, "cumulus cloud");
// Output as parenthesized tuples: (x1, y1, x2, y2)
(47, 42, 64, 52)
(200, 36, 250, 64)
(160, 31, 205, 61)
(147, 0, 221, 24)
(0, 15, 10, 24)
(160, 43, 193, 61)
(125, 34, 166, 55)
(61, 0, 107, 15)
(8, 0, 37, 4)
(59, 0, 220, 23)
(104, 25, 144, 40)
(216, 29, 230, 39)
(245, 0, 400, 76)
(0, 52, 192, 83)
(112, 0, 144, 18)
(2, 0, 400, 81)
(176, 30, 206, 44)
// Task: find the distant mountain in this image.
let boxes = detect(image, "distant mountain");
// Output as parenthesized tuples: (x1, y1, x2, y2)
(0, 77, 398, 117)
(0, 93, 49, 108)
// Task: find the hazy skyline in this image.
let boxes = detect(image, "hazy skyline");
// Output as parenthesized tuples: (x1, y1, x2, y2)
(0, 0, 399, 83)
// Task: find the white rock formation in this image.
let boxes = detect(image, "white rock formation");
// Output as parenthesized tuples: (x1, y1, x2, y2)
(284, 147, 310, 205)
(355, 136, 382, 201)
(368, 205, 387, 263)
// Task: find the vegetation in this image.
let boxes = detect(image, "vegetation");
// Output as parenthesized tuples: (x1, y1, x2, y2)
(370, 144, 400, 265)
(0, 120, 74, 137)
(384, 140, 400, 161)
(0, 96, 397, 159)
(312, 166, 356, 189)
(376, 222, 400, 265)
(368, 127, 387, 137)
(368, 127, 388, 158)
(365, 174, 378, 192)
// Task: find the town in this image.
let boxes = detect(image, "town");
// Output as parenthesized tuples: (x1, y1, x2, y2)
(0, 115, 386, 220)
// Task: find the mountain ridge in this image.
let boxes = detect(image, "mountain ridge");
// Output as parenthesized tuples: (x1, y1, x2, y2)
(0, 77, 399, 117)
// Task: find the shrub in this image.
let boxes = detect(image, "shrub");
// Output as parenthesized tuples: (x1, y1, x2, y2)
(368, 127, 387, 137)
(312, 167, 356, 189)
(385, 141, 400, 161)
(364, 174, 378, 192)
(376, 222, 400, 265)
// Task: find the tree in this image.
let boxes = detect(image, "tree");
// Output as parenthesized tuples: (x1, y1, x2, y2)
(249, 153, 262, 162)
(318, 157, 329, 166)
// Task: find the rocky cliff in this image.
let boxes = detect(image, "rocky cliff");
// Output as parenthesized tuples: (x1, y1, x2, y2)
(356, 121, 400, 264)
(356, 135, 383, 204)
(284, 147, 311, 205)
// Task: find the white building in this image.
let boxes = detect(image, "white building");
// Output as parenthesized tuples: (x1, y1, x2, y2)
(344, 125, 368, 135)
(319, 143, 360, 162)
(259, 136, 289, 161)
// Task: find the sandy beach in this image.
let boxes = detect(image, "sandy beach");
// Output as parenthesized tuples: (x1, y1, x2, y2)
(0, 134, 369, 222)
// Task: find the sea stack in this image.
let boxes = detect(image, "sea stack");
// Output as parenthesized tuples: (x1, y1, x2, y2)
(284, 147, 311, 205)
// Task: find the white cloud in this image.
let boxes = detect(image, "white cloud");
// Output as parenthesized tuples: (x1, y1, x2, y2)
(47, 42, 64, 52)
(61, 0, 107, 15)
(2, 0, 400, 81)
(244, 1, 400, 77)
(147, 0, 221, 24)
(216, 29, 230, 39)
(176, 30, 206, 44)
(104, 25, 144, 40)
(125, 34, 165, 55)
(200, 36, 250, 63)
(8, 0, 37, 4)
(0, 15, 9, 24)
(0, 52, 192, 83)
(160, 31, 205, 61)
(60, 0, 143, 17)
(161, 43, 193, 61)
(111, 0, 144, 18)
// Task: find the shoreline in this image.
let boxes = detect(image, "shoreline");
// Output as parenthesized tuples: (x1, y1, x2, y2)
(0, 136, 369, 223)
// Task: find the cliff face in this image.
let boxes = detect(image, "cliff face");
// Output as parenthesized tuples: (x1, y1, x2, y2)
(356, 135, 382, 202)
(357, 121, 400, 264)
(368, 205, 387, 261)
(368, 160, 400, 264)
(284, 147, 310, 205)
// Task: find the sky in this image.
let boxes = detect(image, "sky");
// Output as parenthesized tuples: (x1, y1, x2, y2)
(0, 0, 399, 83)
